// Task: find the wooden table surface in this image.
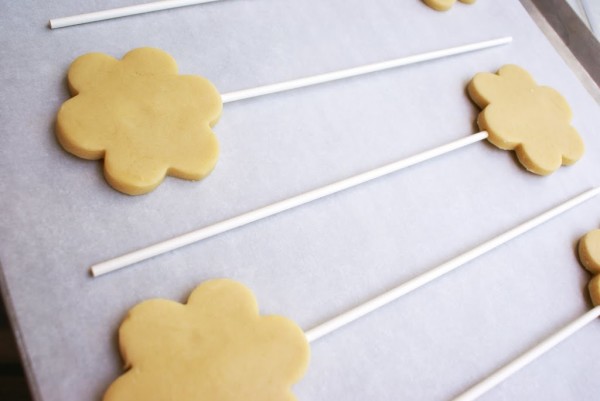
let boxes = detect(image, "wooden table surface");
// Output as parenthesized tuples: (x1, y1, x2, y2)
(0, 1, 597, 400)
(0, 298, 32, 401)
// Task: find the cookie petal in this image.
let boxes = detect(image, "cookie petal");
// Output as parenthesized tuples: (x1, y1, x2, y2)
(423, 0, 456, 11)
(588, 275, 600, 307)
(579, 229, 600, 274)
(121, 47, 179, 76)
(67, 52, 118, 95)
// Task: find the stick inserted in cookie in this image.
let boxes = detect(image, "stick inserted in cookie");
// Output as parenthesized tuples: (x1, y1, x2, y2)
(89, 58, 587, 276)
(452, 305, 600, 401)
(49, 0, 225, 29)
(220, 37, 512, 103)
(453, 226, 600, 401)
(91, 132, 489, 277)
(304, 187, 600, 342)
(58, 39, 511, 196)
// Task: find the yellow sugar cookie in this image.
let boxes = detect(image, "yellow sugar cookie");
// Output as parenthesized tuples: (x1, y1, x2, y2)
(56, 48, 222, 195)
(468, 64, 584, 175)
(103, 279, 310, 401)
(423, 0, 475, 12)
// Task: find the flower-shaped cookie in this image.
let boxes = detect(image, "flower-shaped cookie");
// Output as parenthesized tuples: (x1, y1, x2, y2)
(423, 0, 475, 11)
(578, 229, 600, 306)
(468, 65, 584, 175)
(56, 48, 222, 195)
(103, 279, 310, 401)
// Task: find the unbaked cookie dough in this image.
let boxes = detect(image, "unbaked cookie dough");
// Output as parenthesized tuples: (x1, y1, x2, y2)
(56, 47, 222, 195)
(468, 64, 584, 175)
(423, 0, 475, 11)
(579, 229, 600, 306)
(103, 279, 310, 401)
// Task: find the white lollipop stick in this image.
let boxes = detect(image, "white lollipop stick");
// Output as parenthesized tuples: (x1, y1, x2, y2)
(303, 187, 600, 343)
(220, 37, 512, 103)
(49, 0, 224, 29)
(453, 305, 600, 401)
(91, 132, 488, 277)
(85, 36, 511, 276)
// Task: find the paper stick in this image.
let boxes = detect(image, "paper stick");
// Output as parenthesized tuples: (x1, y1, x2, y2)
(220, 36, 512, 103)
(49, 0, 224, 29)
(91, 132, 488, 277)
(303, 188, 600, 343)
(452, 305, 600, 401)
(89, 36, 507, 277)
